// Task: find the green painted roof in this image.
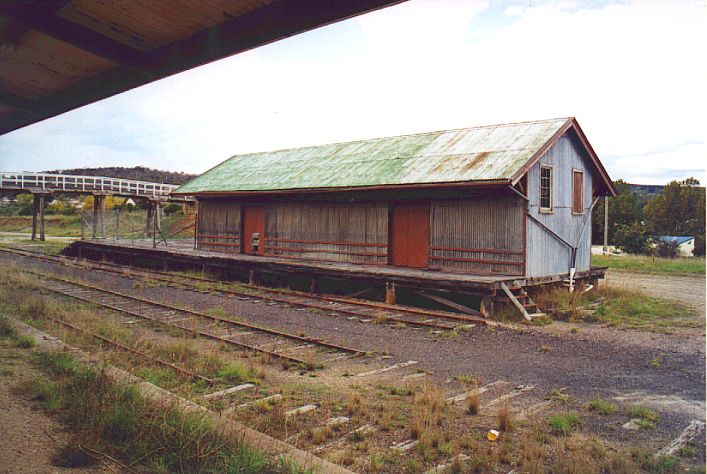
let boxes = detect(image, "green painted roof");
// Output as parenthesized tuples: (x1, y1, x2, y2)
(176, 118, 572, 194)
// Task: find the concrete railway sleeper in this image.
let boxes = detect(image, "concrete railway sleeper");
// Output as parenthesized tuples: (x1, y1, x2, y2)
(1, 247, 483, 330)
(22, 268, 363, 367)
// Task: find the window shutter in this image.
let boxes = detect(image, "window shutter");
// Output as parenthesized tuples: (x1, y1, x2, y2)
(572, 171, 583, 214)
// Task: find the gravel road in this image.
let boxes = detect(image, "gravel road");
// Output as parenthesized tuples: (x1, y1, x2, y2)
(605, 269, 706, 314)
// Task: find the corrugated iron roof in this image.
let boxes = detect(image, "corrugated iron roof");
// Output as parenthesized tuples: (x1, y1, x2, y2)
(176, 118, 575, 194)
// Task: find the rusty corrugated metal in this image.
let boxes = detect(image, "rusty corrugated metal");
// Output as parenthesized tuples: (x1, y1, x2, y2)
(177, 118, 573, 194)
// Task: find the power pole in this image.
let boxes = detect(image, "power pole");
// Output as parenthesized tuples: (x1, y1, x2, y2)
(603, 195, 609, 254)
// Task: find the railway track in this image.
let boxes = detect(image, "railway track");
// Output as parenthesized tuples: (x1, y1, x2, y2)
(0, 246, 486, 330)
(22, 267, 364, 367)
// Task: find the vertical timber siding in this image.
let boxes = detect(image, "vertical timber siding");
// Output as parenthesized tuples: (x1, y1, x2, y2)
(526, 134, 594, 277)
(265, 203, 388, 264)
(197, 201, 241, 252)
(430, 196, 525, 275)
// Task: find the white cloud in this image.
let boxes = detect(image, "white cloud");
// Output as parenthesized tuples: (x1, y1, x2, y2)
(0, 0, 704, 184)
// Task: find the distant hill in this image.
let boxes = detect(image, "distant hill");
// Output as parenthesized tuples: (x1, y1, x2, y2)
(45, 166, 197, 185)
(627, 183, 664, 205)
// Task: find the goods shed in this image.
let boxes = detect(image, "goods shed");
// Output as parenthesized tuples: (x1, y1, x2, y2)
(175, 117, 616, 288)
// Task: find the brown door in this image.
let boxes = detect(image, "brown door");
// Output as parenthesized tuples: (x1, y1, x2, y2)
(390, 204, 430, 268)
(242, 207, 265, 255)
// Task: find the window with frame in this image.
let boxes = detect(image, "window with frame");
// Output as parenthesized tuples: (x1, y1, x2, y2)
(572, 170, 584, 214)
(539, 165, 553, 211)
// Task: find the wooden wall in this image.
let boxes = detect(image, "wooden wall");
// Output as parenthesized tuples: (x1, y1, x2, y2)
(197, 201, 241, 252)
(195, 196, 527, 275)
(430, 196, 525, 275)
(526, 133, 594, 277)
(265, 203, 388, 264)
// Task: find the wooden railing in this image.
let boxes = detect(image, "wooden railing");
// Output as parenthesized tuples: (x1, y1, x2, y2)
(0, 171, 193, 202)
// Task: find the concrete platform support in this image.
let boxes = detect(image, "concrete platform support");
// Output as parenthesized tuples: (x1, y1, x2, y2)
(31, 192, 47, 241)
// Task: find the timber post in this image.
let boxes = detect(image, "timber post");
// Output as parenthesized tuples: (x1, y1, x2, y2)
(115, 208, 120, 241)
(310, 276, 320, 295)
(145, 201, 153, 237)
(603, 195, 609, 254)
(385, 282, 396, 305)
(92, 194, 104, 239)
(30, 191, 49, 241)
(31, 193, 38, 240)
(38, 193, 45, 241)
(480, 295, 495, 319)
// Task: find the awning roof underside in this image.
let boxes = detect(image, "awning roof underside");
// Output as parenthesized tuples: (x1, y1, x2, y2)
(0, 0, 401, 135)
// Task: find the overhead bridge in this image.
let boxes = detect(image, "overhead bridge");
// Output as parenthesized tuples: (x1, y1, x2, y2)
(0, 172, 193, 202)
(1, 171, 194, 241)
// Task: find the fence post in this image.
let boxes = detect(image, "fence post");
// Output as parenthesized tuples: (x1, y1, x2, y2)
(115, 209, 120, 241)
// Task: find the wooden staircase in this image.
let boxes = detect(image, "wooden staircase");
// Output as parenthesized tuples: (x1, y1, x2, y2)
(496, 282, 547, 321)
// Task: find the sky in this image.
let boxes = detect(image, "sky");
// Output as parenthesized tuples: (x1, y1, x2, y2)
(0, 0, 705, 185)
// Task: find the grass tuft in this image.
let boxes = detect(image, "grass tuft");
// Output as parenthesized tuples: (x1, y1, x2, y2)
(548, 411, 582, 436)
(14, 334, 36, 348)
(585, 399, 617, 415)
(498, 403, 513, 432)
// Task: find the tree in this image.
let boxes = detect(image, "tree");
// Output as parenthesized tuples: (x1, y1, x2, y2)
(592, 180, 643, 244)
(613, 222, 650, 255)
(82, 195, 126, 211)
(645, 178, 705, 256)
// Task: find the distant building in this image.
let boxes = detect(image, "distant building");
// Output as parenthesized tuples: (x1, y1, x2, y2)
(655, 236, 695, 257)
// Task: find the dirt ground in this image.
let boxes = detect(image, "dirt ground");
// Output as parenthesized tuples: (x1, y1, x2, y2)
(1, 253, 704, 471)
(604, 268, 706, 314)
(0, 341, 113, 474)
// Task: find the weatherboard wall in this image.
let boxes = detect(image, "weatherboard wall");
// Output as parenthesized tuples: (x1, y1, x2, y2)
(430, 195, 525, 275)
(197, 201, 241, 252)
(526, 134, 594, 278)
(194, 194, 528, 275)
(265, 202, 388, 265)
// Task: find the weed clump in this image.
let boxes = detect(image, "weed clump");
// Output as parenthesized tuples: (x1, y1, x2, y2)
(548, 411, 582, 436)
(409, 383, 445, 439)
(15, 334, 36, 348)
(625, 405, 659, 429)
(23, 351, 270, 473)
(467, 392, 480, 415)
(498, 403, 513, 432)
(585, 399, 616, 415)
(545, 387, 570, 403)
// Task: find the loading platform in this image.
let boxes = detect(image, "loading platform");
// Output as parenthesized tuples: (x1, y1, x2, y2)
(66, 239, 606, 296)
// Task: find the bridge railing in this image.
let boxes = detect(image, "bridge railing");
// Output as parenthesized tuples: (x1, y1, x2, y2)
(0, 172, 187, 199)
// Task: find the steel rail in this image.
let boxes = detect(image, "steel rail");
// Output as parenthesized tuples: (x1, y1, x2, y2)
(1, 247, 475, 329)
(46, 315, 214, 384)
(36, 276, 312, 366)
(1, 248, 365, 354)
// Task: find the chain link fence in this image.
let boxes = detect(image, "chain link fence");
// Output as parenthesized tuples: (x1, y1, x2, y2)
(81, 208, 195, 247)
